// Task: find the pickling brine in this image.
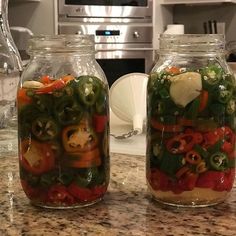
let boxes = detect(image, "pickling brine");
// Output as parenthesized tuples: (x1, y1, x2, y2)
(146, 34, 236, 207)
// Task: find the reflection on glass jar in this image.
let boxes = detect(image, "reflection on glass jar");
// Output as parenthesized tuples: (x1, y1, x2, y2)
(17, 35, 110, 209)
(146, 34, 236, 207)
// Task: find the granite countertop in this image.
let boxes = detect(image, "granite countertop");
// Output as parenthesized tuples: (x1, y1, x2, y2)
(0, 153, 236, 236)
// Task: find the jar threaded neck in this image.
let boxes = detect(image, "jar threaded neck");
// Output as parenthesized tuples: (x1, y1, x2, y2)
(28, 35, 95, 54)
(159, 34, 225, 56)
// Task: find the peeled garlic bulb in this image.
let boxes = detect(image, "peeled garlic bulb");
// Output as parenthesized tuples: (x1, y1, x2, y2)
(169, 72, 202, 107)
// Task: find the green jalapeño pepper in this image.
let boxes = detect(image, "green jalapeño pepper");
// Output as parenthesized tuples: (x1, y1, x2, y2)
(209, 152, 229, 171)
(32, 94, 53, 114)
(200, 64, 223, 89)
(54, 96, 83, 125)
(226, 99, 236, 115)
(95, 88, 108, 114)
(216, 81, 233, 104)
(77, 76, 102, 106)
(32, 117, 59, 141)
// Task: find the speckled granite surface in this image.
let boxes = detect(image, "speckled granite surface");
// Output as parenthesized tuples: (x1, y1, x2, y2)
(0, 153, 236, 236)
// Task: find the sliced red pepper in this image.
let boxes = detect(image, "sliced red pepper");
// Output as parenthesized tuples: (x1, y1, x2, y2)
(178, 117, 195, 127)
(196, 171, 225, 189)
(39, 75, 53, 85)
(151, 119, 182, 133)
(185, 150, 202, 165)
(165, 66, 181, 74)
(148, 169, 170, 191)
(67, 183, 95, 201)
(47, 185, 75, 205)
(93, 114, 108, 133)
(198, 90, 209, 112)
(203, 130, 220, 147)
(204, 126, 236, 154)
(20, 139, 55, 175)
(193, 132, 203, 144)
(175, 166, 190, 179)
(92, 185, 107, 197)
(213, 168, 235, 192)
(177, 172, 198, 191)
(36, 79, 66, 94)
(218, 126, 235, 154)
(17, 88, 32, 107)
(166, 133, 196, 154)
(61, 75, 75, 83)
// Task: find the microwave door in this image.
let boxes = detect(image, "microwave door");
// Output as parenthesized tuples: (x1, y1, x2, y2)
(59, 0, 152, 20)
(64, 0, 148, 7)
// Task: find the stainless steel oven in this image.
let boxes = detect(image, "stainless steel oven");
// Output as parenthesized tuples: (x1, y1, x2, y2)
(59, 24, 154, 86)
(58, 0, 153, 23)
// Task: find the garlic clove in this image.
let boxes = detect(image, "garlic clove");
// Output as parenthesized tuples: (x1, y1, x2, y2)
(169, 72, 202, 107)
(22, 81, 44, 89)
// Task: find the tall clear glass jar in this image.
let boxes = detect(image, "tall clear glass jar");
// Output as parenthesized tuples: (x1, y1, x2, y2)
(17, 35, 110, 209)
(146, 34, 236, 207)
(0, 0, 22, 156)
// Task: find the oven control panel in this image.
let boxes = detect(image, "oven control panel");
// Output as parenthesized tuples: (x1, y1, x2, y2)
(58, 24, 152, 44)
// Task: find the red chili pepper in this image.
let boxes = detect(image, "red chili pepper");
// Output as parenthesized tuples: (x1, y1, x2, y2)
(165, 66, 181, 74)
(148, 169, 170, 191)
(36, 79, 66, 94)
(193, 132, 203, 144)
(47, 185, 75, 205)
(196, 171, 225, 189)
(177, 172, 198, 191)
(175, 166, 190, 179)
(151, 119, 182, 133)
(185, 150, 202, 165)
(17, 88, 32, 107)
(213, 168, 235, 192)
(198, 90, 209, 112)
(20, 139, 55, 175)
(218, 126, 235, 154)
(93, 114, 108, 133)
(92, 185, 107, 197)
(178, 118, 195, 127)
(67, 183, 94, 201)
(39, 75, 53, 85)
(166, 133, 196, 154)
(203, 131, 220, 147)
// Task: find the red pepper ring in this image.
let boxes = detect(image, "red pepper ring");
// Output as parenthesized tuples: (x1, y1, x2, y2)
(176, 166, 190, 179)
(193, 132, 204, 144)
(166, 133, 196, 154)
(185, 150, 202, 165)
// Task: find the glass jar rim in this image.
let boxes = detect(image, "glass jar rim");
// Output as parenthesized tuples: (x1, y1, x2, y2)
(28, 34, 95, 54)
(158, 34, 225, 55)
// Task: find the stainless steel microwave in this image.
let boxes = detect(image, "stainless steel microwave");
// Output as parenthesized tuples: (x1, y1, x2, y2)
(58, 0, 153, 21)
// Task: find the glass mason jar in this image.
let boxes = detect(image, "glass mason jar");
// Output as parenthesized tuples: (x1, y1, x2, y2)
(0, 0, 22, 156)
(146, 34, 236, 207)
(17, 35, 110, 209)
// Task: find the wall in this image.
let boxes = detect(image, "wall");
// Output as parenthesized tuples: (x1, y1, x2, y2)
(173, 3, 236, 42)
(153, 4, 173, 49)
(9, 0, 55, 35)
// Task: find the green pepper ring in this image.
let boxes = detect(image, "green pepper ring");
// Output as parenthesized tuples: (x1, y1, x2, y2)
(77, 76, 102, 106)
(31, 117, 59, 141)
(209, 152, 229, 171)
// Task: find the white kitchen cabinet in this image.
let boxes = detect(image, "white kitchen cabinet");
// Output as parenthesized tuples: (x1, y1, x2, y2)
(160, 0, 236, 4)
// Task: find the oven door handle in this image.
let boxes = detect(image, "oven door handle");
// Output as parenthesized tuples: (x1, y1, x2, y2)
(95, 48, 154, 54)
